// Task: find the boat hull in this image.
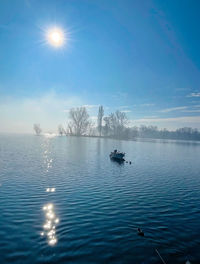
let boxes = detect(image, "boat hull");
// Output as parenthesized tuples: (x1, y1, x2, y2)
(109, 152, 125, 161)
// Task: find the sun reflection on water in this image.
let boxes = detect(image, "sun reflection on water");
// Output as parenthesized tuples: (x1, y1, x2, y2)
(46, 187, 55, 192)
(42, 137, 54, 173)
(43, 133, 57, 138)
(41, 137, 59, 246)
(41, 203, 59, 246)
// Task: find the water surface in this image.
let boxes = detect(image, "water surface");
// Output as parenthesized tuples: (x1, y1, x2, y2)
(0, 134, 200, 263)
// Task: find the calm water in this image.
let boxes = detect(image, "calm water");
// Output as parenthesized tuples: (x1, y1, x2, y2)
(0, 134, 200, 264)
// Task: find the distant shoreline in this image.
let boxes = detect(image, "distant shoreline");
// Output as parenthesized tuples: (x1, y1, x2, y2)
(1, 133, 200, 143)
(62, 134, 200, 143)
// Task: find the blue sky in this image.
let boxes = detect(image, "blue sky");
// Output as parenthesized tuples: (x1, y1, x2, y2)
(1, 0, 200, 133)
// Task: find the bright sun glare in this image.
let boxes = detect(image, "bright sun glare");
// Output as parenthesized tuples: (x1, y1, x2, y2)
(47, 28, 65, 47)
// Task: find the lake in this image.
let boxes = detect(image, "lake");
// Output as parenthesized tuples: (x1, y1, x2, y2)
(0, 134, 200, 264)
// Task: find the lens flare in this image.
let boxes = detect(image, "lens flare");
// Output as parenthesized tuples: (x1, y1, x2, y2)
(47, 27, 65, 47)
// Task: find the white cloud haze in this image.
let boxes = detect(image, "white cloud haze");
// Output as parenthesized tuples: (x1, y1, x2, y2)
(187, 92, 200, 97)
(1, 93, 200, 133)
(160, 106, 188, 113)
(0, 92, 82, 133)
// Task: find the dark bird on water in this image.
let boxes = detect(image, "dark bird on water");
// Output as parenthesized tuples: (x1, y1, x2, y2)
(137, 228, 144, 236)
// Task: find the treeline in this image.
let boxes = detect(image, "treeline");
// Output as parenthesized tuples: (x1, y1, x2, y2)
(33, 106, 200, 141)
(136, 126, 200, 141)
(65, 106, 130, 139)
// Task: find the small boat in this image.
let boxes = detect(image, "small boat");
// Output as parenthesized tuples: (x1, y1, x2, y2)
(110, 149, 125, 161)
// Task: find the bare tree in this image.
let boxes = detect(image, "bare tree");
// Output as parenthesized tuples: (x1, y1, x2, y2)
(87, 121, 96, 136)
(97, 105, 104, 136)
(115, 110, 128, 127)
(68, 107, 90, 136)
(102, 111, 128, 138)
(33, 124, 42, 135)
(103, 116, 110, 136)
(58, 125, 65, 136)
(115, 110, 128, 137)
(67, 122, 73, 135)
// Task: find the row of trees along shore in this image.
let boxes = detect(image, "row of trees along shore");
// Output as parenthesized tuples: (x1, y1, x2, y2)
(33, 106, 200, 141)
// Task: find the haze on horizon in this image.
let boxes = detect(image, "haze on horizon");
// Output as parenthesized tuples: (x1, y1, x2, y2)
(1, 0, 200, 134)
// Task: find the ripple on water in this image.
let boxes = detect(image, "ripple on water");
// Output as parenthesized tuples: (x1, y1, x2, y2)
(42, 203, 59, 246)
(0, 135, 200, 263)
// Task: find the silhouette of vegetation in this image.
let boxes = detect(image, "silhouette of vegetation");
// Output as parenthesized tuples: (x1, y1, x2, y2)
(97, 105, 104, 137)
(65, 107, 200, 141)
(102, 110, 128, 139)
(137, 125, 200, 141)
(58, 125, 65, 136)
(35, 106, 200, 141)
(33, 124, 42, 135)
(67, 107, 90, 136)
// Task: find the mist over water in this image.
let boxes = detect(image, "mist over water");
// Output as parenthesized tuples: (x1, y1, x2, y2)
(0, 134, 200, 264)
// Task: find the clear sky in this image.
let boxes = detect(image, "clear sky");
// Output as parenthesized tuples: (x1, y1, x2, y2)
(1, 0, 200, 133)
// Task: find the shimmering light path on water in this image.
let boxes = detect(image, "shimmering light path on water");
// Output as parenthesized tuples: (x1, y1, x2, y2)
(0, 134, 200, 264)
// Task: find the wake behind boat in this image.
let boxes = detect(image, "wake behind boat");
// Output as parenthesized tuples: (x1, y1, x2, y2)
(110, 149, 125, 161)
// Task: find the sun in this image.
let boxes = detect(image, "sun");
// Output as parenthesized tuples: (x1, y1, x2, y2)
(47, 27, 65, 47)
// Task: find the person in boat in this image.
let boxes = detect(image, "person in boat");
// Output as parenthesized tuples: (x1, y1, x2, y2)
(137, 228, 144, 236)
